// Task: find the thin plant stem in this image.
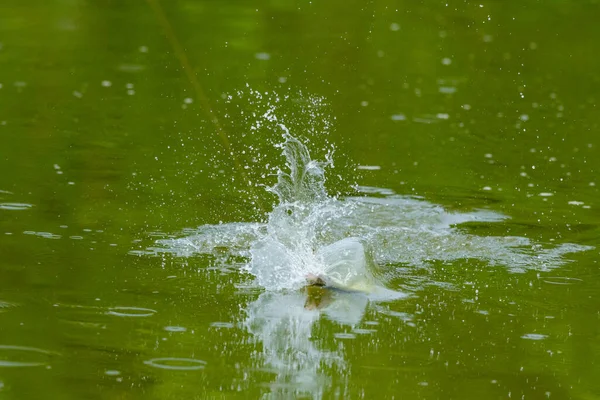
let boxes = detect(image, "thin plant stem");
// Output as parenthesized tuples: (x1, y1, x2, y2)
(145, 0, 266, 214)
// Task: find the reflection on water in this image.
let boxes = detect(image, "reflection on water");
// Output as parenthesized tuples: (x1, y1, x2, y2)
(244, 287, 370, 398)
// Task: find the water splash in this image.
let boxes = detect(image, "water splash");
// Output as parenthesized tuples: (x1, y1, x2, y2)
(268, 131, 333, 205)
(143, 89, 593, 292)
(242, 127, 386, 292)
(147, 129, 592, 290)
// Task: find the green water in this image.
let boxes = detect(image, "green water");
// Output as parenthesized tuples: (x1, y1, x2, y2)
(1, 0, 600, 399)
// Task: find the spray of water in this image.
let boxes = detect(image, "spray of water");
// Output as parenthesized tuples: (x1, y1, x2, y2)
(244, 127, 380, 292)
(142, 89, 593, 292)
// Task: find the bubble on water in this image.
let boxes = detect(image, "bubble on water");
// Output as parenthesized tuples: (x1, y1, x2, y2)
(139, 45, 148, 53)
(390, 23, 400, 31)
(442, 57, 452, 65)
(391, 114, 406, 121)
(101, 80, 112, 87)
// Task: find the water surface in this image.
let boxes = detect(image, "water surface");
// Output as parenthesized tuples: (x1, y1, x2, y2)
(1, 1, 600, 399)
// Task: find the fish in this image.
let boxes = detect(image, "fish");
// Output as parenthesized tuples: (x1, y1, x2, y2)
(310, 237, 376, 293)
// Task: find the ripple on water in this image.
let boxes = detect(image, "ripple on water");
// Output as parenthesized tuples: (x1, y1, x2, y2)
(0, 301, 16, 312)
(334, 333, 356, 340)
(105, 370, 121, 376)
(23, 231, 61, 239)
(352, 328, 377, 335)
(106, 306, 157, 317)
(210, 322, 234, 329)
(164, 326, 187, 332)
(0, 203, 32, 210)
(0, 345, 60, 368)
(542, 277, 583, 285)
(144, 357, 207, 371)
(521, 334, 548, 341)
